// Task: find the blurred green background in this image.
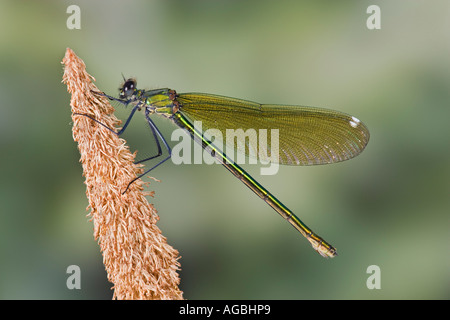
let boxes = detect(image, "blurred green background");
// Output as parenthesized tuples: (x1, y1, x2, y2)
(0, 0, 449, 299)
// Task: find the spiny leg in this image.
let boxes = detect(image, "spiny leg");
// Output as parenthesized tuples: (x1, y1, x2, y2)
(122, 110, 172, 194)
(74, 92, 168, 192)
(134, 110, 163, 165)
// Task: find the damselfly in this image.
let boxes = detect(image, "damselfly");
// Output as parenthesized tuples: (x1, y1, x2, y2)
(76, 78, 369, 258)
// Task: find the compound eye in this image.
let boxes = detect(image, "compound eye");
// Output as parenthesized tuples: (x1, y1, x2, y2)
(120, 78, 137, 98)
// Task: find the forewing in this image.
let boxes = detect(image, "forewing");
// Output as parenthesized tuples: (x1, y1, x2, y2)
(177, 93, 369, 165)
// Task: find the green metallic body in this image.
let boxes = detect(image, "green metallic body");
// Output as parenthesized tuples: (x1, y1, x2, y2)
(114, 82, 370, 258)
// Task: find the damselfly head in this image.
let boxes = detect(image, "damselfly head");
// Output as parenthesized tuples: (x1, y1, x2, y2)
(119, 78, 137, 99)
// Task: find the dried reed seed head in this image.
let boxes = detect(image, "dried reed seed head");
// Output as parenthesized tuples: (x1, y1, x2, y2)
(62, 48, 183, 300)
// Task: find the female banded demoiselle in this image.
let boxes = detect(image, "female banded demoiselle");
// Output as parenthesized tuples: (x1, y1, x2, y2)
(77, 78, 369, 258)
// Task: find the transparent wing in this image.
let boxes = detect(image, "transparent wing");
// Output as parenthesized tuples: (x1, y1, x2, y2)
(177, 93, 369, 165)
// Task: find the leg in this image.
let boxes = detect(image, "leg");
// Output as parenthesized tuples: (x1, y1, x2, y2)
(90, 90, 138, 136)
(122, 112, 172, 194)
(73, 98, 140, 136)
(134, 110, 163, 165)
(91, 90, 129, 105)
(73, 112, 118, 135)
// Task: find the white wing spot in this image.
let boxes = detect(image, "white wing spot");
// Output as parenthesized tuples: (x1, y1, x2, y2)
(349, 116, 361, 128)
